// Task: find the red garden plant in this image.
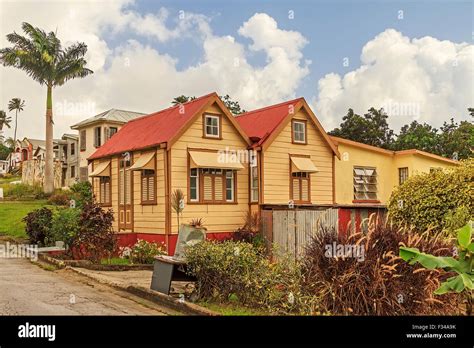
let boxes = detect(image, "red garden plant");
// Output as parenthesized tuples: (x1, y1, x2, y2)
(301, 215, 461, 315)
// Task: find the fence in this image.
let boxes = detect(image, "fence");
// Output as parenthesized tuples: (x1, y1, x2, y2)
(262, 208, 339, 259)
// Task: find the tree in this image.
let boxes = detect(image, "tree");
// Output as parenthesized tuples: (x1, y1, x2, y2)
(4, 137, 15, 150)
(439, 118, 474, 160)
(220, 94, 245, 115)
(172, 95, 196, 105)
(7, 98, 25, 145)
(328, 107, 394, 148)
(0, 110, 12, 131)
(390, 120, 440, 154)
(0, 22, 93, 193)
(0, 144, 12, 161)
(171, 94, 245, 115)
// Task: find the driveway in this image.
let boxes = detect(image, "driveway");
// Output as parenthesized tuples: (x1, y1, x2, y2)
(0, 257, 174, 315)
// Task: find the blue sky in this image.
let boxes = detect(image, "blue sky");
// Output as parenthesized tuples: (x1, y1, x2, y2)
(123, 0, 473, 100)
(1, 0, 472, 139)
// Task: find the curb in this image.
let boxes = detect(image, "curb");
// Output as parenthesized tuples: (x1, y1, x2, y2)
(65, 265, 218, 316)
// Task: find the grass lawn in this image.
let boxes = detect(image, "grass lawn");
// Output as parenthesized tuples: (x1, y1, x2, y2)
(0, 200, 49, 238)
(198, 301, 269, 316)
(100, 257, 131, 265)
(0, 175, 21, 184)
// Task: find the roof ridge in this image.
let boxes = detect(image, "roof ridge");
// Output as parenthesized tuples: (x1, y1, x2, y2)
(127, 92, 217, 124)
(236, 97, 303, 118)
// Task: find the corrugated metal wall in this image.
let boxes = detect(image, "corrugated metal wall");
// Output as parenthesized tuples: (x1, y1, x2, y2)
(268, 208, 339, 259)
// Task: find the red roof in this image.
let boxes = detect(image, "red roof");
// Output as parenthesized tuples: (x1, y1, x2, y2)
(235, 98, 303, 146)
(89, 93, 216, 160)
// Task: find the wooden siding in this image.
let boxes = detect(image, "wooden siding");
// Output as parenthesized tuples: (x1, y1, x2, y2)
(170, 102, 249, 234)
(132, 149, 166, 234)
(263, 108, 334, 205)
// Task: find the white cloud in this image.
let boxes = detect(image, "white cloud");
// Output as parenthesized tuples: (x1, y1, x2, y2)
(0, 2, 309, 140)
(314, 29, 474, 131)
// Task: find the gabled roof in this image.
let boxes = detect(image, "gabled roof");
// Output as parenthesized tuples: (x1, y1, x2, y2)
(88, 93, 250, 161)
(71, 109, 146, 129)
(330, 136, 459, 165)
(235, 98, 340, 158)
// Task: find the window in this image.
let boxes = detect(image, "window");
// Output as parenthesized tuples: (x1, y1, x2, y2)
(291, 171, 310, 203)
(204, 114, 220, 138)
(70, 143, 75, 156)
(190, 168, 199, 201)
(106, 127, 118, 141)
(353, 167, 378, 200)
(225, 170, 234, 201)
(99, 176, 111, 206)
(189, 168, 235, 203)
(94, 127, 101, 148)
(250, 166, 259, 202)
(292, 120, 307, 144)
(80, 130, 86, 151)
(79, 167, 88, 181)
(141, 169, 156, 204)
(70, 166, 76, 178)
(398, 167, 408, 185)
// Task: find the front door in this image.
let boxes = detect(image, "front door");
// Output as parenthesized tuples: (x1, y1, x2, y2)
(118, 154, 133, 230)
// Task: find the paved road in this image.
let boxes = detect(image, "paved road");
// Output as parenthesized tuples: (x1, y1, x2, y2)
(0, 257, 170, 315)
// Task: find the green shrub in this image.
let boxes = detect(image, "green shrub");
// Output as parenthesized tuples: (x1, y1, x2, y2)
(70, 181, 93, 208)
(22, 207, 53, 246)
(48, 207, 81, 250)
(4, 183, 45, 200)
(388, 159, 473, 233)
(185, 240, 312, 314)
(128, 239, 166, 264)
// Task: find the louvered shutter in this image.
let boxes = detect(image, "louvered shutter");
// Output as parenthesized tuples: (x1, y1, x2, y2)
(141, 176, 148, 202)
(119, 171, 125, 204)
(148, 175, 155, 201)
(301, 179, 308, 201)
(214, 176, 223, 201)
(203, 176, 213, 201)
(292, 179, 300, 201)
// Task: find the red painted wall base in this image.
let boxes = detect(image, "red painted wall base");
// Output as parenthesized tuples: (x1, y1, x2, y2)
(116, 232, 234, 256)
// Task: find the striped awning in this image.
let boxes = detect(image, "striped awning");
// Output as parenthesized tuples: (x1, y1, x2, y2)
(291, 157, 318, 173)
(128, 152, 155, 171)
(90, 160, 111, 177)
(189, 151, 244, 170)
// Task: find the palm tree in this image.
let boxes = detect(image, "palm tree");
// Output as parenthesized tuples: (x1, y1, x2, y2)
(172, 95, 196, 106)
(7, 98, 25, 144)
(0, 110, 12, 131)
(0, 22, 93, 193)
(4, 137, 15, 150)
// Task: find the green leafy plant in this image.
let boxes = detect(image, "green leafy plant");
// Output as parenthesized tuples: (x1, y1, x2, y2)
(48, 207, 81, 251)
(128, 239, 166, 264)
(400, 223, 474, 315)
(388, 159, 473, 233)
(189, 218, 206, 229)
(70, 181, 93, 208)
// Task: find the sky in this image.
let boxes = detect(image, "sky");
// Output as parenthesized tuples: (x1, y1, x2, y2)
(0, 0, 472, 140)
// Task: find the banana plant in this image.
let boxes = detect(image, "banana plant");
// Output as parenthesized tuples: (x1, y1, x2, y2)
(399, 222, 474, 315)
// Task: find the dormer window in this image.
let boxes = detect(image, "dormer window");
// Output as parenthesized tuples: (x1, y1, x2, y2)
(203, 114, 221, 139)
(292, 120, 307, 144)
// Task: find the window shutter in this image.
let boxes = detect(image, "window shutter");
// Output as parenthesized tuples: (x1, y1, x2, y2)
(301, 179, 308, 201)
(141, 176, 148, 202)
(203, 176, 213, 201)
(214, 176, 223, 201)
(105, 179, 110, 204)
(125, 170, 131, 204)
(292, 178, 300, 201)
(119, 171, 125, 204)
(148, 175, 155, 201)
